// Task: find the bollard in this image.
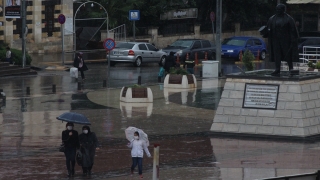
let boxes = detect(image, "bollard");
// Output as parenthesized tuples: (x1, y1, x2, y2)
(176, 54, 180, 64)
(186, 53, 189, 60)
(204, 52, 208, 60)
(52, 84, 56, 93)
(200, 70, 203, 78)
(138, 76, 141, 85)
(195, 52, 198, 65)
(257, 50, 260, 60)
(26, 87, 30, 95)
(152, 144, 160, 180)
(77, 82, 81, 90)
(158, 76, 161, 83)
(239, 51, 243, 61)
(103, 80, 107, 87)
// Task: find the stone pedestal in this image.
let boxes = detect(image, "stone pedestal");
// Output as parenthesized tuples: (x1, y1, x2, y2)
(211, 71, 320, 137)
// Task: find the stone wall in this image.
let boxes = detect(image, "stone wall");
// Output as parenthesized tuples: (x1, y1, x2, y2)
(211, 78, 320, 137)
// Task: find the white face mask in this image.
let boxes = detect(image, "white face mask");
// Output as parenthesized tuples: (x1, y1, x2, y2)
(134, 136, 139, 140)
(67, 126, 73, 130)
(83, 130, 88, 134)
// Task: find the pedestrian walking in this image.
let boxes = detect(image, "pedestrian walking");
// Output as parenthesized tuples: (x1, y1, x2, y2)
(61, 122, 79, 177)
(164, 51, 176, 73)
(78, 126, 100, 176)
(127, 131, 151, 179)
(73, 52, 88, 81)
(6, 47, 12, 64)
(184, 59, 195, 74)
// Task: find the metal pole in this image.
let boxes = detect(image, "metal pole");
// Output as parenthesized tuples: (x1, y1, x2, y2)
(133, 21, 136, 42)
(22, 0, 26, 68)
(107, 52, 110, 87)
(62, 23, 65, 65)
(216, 0, 222, 76)
(211, 21, 215, 43)
(152, 144, 160, 180)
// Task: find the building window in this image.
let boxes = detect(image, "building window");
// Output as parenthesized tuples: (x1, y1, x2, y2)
(45, 5, 54, 37)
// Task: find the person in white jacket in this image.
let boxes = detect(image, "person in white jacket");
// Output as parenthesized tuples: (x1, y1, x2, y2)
(127, 131, 151, 179)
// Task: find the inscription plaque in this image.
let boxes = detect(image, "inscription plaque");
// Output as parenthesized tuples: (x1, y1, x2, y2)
(243, 83, 279, 110)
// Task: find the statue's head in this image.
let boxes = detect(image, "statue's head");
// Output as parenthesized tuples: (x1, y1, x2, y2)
(276, 3, 286, 15)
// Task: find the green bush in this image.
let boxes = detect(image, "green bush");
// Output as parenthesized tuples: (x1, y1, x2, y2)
(315, 61, 320, 69)
(0, 47, 32, 65)
(169, 67, 188, 75)
(308, 61, 316, 69)
(128, 84, 145, 88)
(242, 50, 255, 71)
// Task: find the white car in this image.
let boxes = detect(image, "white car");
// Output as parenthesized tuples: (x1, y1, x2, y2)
(108, 42, 167, 67)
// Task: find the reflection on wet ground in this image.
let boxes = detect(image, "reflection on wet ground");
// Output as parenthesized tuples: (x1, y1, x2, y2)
(0, 59, 318, 180)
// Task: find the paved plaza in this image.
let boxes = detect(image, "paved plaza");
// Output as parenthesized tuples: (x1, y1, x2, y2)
(0, 53, 319, 180)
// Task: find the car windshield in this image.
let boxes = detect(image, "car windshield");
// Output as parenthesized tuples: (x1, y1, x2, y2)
(222, 39, 246, 46)
(170, 40, 193, 48)
(115, 43, 135, 49)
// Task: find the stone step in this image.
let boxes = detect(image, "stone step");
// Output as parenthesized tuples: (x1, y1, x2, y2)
(0, 65, 21, 71)
(0, 67, 32, 77)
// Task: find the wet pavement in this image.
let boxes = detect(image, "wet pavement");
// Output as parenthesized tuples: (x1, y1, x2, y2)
(0, 53, 319, 180)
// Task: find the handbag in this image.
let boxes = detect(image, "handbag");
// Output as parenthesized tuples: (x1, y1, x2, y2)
(158, 67, 165, 77)
(76, 151, 82, 166)
(59, 144, 65, 152)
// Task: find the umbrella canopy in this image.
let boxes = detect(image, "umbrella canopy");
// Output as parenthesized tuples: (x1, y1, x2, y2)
(56, 112, 91, 125)
(125, 126, 149, 146)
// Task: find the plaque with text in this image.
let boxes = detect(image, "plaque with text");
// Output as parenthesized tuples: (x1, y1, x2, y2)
(243, 83, 279, 110)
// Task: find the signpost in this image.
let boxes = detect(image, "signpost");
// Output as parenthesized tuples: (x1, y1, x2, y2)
(103, 38, 116, 87)
(129, 10, 140, 41)
(58, 14, 66, 65)
(210, 12, 215, 43)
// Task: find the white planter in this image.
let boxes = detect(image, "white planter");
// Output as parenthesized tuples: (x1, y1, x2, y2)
(164, 88, 196, 105)
(120, 102, 153, 118)
(120, 87, 153, 103)
(163, 74, 197, 89)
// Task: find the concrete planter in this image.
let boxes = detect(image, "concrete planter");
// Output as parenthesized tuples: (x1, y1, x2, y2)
(164, 74, 197, 88)
(120, 102, 153, 118)
(120, 87, 153, 103)
(164, 88, 196, 105)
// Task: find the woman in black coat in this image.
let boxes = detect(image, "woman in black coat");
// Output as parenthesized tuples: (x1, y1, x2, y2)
(62, 122, 79, 177)
(79, 126, 100, 176)
(73, 52, 88, 80)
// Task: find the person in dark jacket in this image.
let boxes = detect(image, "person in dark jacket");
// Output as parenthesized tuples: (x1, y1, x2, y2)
(62, 122, 79, 177)
(79, 126, 100, 176)
(164, 51, 176, 73)
(73, 52, 88, 81)
(184, 60, 195, 74)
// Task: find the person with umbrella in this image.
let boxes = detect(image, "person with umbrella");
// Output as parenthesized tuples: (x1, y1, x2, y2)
(79, 126, 100, 176)
(61, 122, 79, 177)
(127, 131, 151, 179)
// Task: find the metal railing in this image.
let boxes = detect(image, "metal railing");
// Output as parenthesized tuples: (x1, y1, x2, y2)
(299, 46, 320, 64)
(108, 24, 126, 42)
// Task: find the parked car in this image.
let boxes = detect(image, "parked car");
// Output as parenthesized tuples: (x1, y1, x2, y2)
(108, 42, 167, 67)
(161, 39, 216, 63)
(298, 36, 320, 54)
(221, 36, 267, 60)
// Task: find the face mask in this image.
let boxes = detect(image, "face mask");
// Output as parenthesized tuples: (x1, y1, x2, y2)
(83, 130, 88, 134)
(134, 136, 139, 140)
(67, 126, 73, 130)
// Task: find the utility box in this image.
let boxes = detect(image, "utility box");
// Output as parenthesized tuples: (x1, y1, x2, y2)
(202, 60, 218, 78)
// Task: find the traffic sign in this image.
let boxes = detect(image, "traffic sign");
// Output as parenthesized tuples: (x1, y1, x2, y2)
(103, 38, 116, 51)
(210, 11, 215, 22)
(58, 14, 66, 24)
(129, 10, 140, 21)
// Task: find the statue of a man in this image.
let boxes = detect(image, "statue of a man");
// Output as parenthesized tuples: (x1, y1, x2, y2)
(260, 3, 299, 75)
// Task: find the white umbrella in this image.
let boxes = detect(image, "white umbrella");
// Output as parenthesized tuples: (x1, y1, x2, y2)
(125, 126, 149, 146)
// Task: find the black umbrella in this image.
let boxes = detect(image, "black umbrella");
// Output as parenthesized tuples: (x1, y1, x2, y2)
(56, 112, 91, 125)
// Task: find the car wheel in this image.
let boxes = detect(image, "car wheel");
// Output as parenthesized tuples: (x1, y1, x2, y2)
(134, 57, 142, 67)
(159, 56, 166, 66)
(260, 50, 266, 60)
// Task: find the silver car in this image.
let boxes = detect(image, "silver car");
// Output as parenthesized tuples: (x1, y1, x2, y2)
(108, 42, 167, 67)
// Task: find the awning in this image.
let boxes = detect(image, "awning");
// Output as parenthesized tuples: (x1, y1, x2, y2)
(287, 0, 320, 4)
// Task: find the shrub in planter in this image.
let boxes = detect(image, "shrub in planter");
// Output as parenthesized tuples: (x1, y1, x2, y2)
(164, 67, 197, 88)
(0, 47, 32, 65)
(242, 50, 255, 71)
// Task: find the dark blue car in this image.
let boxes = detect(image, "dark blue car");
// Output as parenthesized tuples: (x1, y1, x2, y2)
(221, 36, 267, 60)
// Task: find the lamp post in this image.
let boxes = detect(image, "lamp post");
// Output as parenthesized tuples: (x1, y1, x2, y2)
(21, 0, 26, 68)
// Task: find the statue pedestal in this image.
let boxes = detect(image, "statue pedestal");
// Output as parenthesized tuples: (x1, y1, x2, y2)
(211, 70, 320, 138)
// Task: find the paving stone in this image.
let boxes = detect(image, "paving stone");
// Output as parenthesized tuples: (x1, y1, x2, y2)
(222, 124, 240, 132)
(233, 100, 243, 107)
(287, 85, 302, 93)
(311, 83, 320, 91)
(297, 119, 304, 127)
(291, 128, 305, 136)
(210, 123, 224, 131)
(258, 110, 275, 117)
(314, 108, 320, 116)
(224, 82, 235, 90)
(245, 117, 263, 125)
(306, 101, 316, 109)
(302, 84, 311, 93)
(309, 118, 320, 126)
(275, 110, 292, 118)
(278, 93, 294, 101)
(305, 109, 315, 118)
(309, 92, 318, 100)
(239, 125, 257, 133)
(256, 126, 274, 135)
(291, 111, 305, 119)
(277, 102, 286, 110)
(214, 115, 229, 123)
(279, 118, 298, 127)
(229, 91, 244, 99)
(233, 108, 241, 115)
(308, 126, 319, 135)
(234, 83, 245, 91)
(216, 107, 224, 115)
(273, 127, 291, 136)
(315, 100, 320, 107)
(263, 118, 280, 126)
(221, 90, 230, 98)
(224, 107, 235, 115)
(304, 127, 310, 136)
(241, 109, 257, 116)
(285, 102, 303, 110)
(229, 116, 245, 124)
(294, 93, 309, 102)
(279, 85, 288, 93)
(219, 99, 234, 107)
